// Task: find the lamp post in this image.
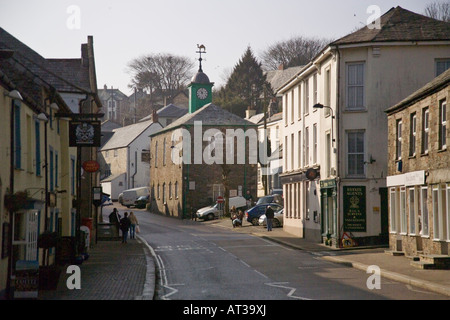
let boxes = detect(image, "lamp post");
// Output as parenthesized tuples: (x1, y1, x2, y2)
(313, 103, 335, 146)
(313, 103, 338, 246)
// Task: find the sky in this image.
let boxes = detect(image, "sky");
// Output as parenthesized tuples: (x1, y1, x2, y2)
(0, 0, 433, 95)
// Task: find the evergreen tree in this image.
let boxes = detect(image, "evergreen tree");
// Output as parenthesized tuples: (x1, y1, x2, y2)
(215, 47, 270, 117)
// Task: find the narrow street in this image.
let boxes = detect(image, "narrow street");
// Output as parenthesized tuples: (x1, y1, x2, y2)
(111, 205, 448, 300)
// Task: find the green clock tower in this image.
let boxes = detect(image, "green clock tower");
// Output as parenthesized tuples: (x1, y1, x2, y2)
(188, 45, 214, 114)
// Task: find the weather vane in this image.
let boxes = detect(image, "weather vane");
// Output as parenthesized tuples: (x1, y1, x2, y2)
(196, 44, 206, 72)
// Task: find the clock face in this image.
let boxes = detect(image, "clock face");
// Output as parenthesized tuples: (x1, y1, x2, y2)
(197, 88, 209, 100)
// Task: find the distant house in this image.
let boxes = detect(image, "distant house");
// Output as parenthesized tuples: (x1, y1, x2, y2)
(100, 118, 162, 200)
(98, 85, 129, 124)
(139, 103, 188, 127)
(386, 68, 450, 258)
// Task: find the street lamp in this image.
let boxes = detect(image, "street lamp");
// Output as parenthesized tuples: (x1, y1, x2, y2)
(313, 103, 335, 145)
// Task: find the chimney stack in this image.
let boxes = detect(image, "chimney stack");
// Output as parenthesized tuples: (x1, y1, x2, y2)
(152, 109, 159, 123)
(245, 107, 256, 119)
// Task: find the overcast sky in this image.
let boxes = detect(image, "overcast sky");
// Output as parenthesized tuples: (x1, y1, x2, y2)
(0, 0, 432, 95)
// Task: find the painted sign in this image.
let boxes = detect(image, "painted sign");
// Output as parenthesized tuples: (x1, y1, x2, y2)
(69, 121, 101, 147)
(343, 186, 366, 232)
(82, 160, 100, 173)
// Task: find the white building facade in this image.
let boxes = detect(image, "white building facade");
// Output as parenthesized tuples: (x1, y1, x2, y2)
(279, 6, 450, 246)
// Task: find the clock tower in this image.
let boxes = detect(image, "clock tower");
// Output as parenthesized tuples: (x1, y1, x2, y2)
(188, 45, 214, 113)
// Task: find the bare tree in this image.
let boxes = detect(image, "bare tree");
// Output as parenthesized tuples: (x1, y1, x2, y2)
(260, 36, 331, 70)
(127, 53, 194, 104)
(424, 1, 450, 22)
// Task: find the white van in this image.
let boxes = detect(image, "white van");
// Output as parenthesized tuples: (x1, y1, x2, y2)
(122, 187, 150, 208)
(196, 196, 247, 220)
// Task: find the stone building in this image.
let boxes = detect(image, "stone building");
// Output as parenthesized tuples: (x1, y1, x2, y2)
(386, 68, 449, 259)
(149, 63, 257, 218)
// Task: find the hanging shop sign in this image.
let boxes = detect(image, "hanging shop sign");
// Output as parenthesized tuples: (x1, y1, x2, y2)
(69, 121, 101, 147)
(306, 168, 319, 181)
(343, 186, 366, 232)
(82, 160, 100, 173)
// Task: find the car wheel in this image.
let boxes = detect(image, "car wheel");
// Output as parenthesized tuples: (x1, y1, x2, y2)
(207, 213, 215, 221)
(273, 219, 281, 228)
(251, 218, 259, 226)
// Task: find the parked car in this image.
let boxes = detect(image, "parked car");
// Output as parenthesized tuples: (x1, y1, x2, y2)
(246, 203, 283, 226)
(122, 187, 150, 208)
(135, 195, 150, 209)
(270, 189, 283, 196)
(259, 208, 284, 227)
(196, 196, 247, 220)
(256, 194, 283, 205)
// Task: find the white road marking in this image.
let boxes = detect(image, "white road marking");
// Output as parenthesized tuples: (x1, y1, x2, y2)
(266, 282, 312, 300)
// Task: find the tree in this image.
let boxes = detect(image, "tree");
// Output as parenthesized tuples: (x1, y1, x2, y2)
(424, 1, 450, 22)
(215, 47, 270, 117)
(127, 53, 194, 105)
(260, 36, 331, 70)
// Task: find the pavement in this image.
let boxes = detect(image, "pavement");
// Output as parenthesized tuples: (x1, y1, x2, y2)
(38, 213, 450, 300)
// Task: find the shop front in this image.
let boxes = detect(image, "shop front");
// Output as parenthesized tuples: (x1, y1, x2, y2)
(320, 179, 337, 246)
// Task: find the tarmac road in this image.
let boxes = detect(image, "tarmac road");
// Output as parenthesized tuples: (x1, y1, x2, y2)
(132, 207, 448, 300)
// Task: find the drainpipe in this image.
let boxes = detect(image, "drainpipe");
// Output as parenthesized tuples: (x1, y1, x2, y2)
(6, 97, 15, 299)
(335, 45, 341, 248)
(132, 150, 138, 188)
(76, 96, 89, 253)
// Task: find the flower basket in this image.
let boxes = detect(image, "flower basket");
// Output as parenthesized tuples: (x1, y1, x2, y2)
(4, 191, 29, 212)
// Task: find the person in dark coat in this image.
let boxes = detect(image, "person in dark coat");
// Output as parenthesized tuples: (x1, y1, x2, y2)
(120, 212, 131, 243)
(109, 208, 121, 224)
(265, 205, 275, 231)
(109, 208, 121, 235)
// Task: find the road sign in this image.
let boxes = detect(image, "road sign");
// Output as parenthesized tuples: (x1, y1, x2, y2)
(217, 196, 224, 203)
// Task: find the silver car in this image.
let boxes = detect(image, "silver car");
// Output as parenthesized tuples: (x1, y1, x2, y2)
(259, 208, 284, 227)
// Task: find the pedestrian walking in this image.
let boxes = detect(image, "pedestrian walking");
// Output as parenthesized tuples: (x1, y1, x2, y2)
(129, 212, 139, 239)
(265, 205, 274, 231)
(109, 208, 121, 234)
(120, 212, 131, 243)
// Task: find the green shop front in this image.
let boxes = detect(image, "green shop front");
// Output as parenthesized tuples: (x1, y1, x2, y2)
(320, 179, 337, 246)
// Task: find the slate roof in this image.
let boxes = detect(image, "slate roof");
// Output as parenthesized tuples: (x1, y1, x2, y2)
(101, 120, 161, 150)
(385, 68, 450, 114)
(151, 103, 257, 136)
(332, 6, 450, 45)
(0, 57, 47, 113)
(0, 27, 95, 95)
(140, 103, 188, 122)
(265, 66, 304, 93)
(247, 113, 265, 124)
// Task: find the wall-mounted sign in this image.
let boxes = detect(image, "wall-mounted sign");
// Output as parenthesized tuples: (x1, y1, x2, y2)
(69, 121, 101, 147)
(82, 160, 100, 173)
(306, 168, 319, 181)
(343, 186, 366, 232)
